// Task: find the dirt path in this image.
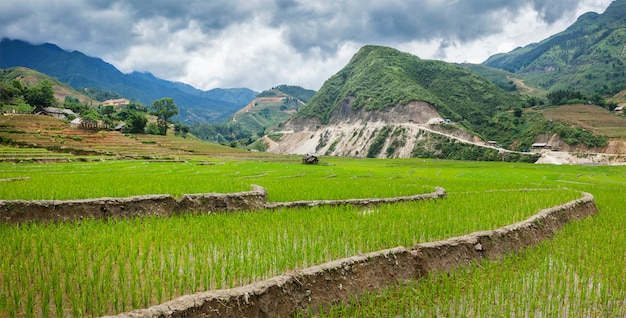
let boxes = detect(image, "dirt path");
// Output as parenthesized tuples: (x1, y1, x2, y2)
(509, 76, 540, 96)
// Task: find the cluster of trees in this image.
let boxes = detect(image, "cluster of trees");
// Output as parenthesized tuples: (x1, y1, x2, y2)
(189, 121, 254, 146)
(0, 79, 56, 112)
(546, 89, 618, 110)
(1, 78, 185, 136)
(64, 97, 182, 135)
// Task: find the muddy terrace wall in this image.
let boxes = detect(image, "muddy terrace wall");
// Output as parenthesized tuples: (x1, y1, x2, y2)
(0, 186, 446, 224)
(105, 192, 597, 318)
(0, 185, 268, 223)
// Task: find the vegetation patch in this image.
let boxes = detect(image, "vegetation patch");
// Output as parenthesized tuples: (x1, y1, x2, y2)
(412, 132, 540, 162)
(325, 137, 342, 155)
(0, 157, 618, 317)
(366, 125, 393, 158)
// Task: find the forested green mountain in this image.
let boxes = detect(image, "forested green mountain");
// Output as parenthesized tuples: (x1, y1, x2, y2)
(483, 0, 626, 95)
(235, 85, 315, 132)
(0, 39, 257, 123)
(296, 45, 525, 138)
(256, 85, 316, 102)
(190, 85, 315, 147)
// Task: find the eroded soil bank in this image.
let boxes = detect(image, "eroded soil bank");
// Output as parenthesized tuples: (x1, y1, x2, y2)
(0, 186, 445, 224)
(104, 192, 597, 318)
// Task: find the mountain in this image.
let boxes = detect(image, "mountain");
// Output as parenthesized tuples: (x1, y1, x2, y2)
(231, 85, 315, 136)
(296, 45, 524, 136)
(0, 39, 257, 123)
(483, 0, 626, 95)
(186, 85, 315, 149)
(266, 45, 545, 162)
(0, 66, 97, 105)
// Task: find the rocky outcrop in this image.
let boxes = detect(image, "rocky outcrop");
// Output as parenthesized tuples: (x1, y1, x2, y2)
(267, 98, 482, 158)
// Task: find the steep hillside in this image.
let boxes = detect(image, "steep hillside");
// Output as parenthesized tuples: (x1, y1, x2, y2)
(0, 39, 257, 123)
(460, 64, 547, 98)
(483, 0, 626, 95)
(267, 46, 545, 162)
(232, 85, 315, 135)
(296, 45, 525, 137)
(266, 45, 626, 162)
(0, 67, 97, 105)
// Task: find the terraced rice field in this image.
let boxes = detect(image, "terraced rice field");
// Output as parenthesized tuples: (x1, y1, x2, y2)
(1, 157, 624, 317)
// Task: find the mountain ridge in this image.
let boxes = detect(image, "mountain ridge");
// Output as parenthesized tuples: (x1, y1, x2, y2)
(296, 45, 525, 139)
(482, 0, 626, 94)
(0, 38, 257, 123)
(267, 45, 541, 161)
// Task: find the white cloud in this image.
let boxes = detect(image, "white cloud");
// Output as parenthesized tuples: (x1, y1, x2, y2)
(0, 0, 616, 91)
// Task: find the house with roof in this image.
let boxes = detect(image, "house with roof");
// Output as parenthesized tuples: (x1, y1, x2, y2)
(69, 117, 82, 128)
(531, 143, 551, 150)
(39, 107, 76, 120)
(102, 98, 130, 107)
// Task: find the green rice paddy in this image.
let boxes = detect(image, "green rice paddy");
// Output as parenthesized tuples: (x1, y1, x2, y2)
(0, 157, 624, 317)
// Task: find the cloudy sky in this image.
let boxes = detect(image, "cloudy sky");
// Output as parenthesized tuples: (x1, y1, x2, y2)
(0, 0, 615, 92)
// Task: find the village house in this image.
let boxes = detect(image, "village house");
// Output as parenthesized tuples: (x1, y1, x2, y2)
(69, 117, 107, 130)
(69, 117, 82, 128)
(102, 98, 130, 107)
(531, 143, 551, 150)
(39, 107, 76, 120)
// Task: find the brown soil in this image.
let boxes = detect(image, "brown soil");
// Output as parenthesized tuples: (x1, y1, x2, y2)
(0, 186, 445, 224)
(540, 104, 626, 139)
(0, 186, 268, 224)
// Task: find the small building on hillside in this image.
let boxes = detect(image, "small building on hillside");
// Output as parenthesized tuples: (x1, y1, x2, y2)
(39, 107, 76, 120)
(113, 123, 126, 132)
(102, 98, 130, 107)
(69, 117, 82, 128)
(70, 117, 107, 130)
(531, 143, 551, 150)
(615, 106, 623, 114)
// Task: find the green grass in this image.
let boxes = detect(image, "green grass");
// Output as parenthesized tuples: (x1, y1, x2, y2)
(313, 165, 626, 317)
(0, 158, 624, 317)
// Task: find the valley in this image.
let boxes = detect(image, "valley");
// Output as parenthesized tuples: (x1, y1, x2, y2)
(2, 1, 626, 317)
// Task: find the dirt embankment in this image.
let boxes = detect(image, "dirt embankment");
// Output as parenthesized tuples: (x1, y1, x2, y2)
(105, 192, 597, 318)
(0, 186, 446, 224)
(0, 186, 268, 224)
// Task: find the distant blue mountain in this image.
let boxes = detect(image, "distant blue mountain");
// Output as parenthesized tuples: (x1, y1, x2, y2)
(0, 38, 257, 123)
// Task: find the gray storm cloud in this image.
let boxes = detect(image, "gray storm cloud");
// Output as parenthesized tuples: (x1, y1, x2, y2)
(1, 0, 594, 53)
(0, 0, 613, 90)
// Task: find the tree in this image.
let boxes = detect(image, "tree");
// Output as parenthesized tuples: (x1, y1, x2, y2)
(173, 122, 190, 137)
(11, 79, 26, 95)
(150, 98, 178, 135)
(81, 109, 100, 123)
(0, 82, 21, 104)
(145, 122, 161, 135)
(127, 111, 148, 133)
(25, 80, 56, 112)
